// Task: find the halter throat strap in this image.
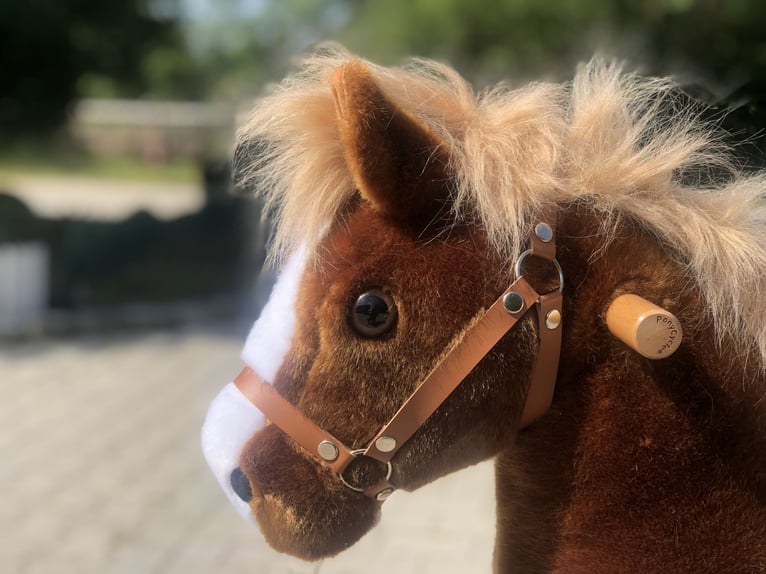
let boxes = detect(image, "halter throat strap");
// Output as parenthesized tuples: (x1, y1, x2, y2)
(234, 216, 563, 500)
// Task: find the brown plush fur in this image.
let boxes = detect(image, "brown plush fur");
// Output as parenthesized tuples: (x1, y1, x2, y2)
(236, 52, 766, 571)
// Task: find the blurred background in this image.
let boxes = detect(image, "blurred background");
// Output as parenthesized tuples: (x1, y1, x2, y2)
(1, 1, 764, 573)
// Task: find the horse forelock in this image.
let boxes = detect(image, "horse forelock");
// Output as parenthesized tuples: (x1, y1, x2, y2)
(236, 44, 766, 367)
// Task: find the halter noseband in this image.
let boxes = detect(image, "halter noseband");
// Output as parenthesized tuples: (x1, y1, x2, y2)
(234, 215, 563, 501)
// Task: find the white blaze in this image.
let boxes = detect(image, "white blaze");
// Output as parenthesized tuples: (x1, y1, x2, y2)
(241, 246, 307, 381)
(201, 247, 307, 521)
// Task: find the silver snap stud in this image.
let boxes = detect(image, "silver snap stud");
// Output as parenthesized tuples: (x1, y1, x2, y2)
(317, 440, 339, 462)
(375, 436, 397, 453)
(535, 222, 554, 243)
(503, 291, 525, 314)
(545, 309, 562, 330)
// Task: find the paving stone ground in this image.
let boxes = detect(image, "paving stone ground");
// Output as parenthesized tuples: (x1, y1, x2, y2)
(0, 321, 496, 574)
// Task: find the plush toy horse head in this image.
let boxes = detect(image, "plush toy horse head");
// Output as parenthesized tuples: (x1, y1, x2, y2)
(203, 46, 766, 571)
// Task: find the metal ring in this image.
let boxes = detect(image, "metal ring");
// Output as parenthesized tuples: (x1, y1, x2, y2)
(514, 249, 564, 293)
(338, 449, 393, 493)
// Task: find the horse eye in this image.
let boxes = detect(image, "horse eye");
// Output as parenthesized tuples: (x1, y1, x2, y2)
(351, 289, 397, 338)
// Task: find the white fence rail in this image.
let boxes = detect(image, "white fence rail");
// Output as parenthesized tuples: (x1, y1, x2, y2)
(70, 99, 237, 161)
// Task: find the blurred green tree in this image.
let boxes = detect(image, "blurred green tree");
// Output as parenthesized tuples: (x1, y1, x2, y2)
(3, 0, 764, 144)
(0, 0, 201, 140)
(341, 0, 766, 91)
(181, 0, 352, 99)
(337, 0, 766, 162)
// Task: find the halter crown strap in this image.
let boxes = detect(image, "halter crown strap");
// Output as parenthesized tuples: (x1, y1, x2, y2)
(519, 214, 563, 426)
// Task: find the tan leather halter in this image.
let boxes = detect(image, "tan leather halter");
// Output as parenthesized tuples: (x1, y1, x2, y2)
(234, 216, 563, 501)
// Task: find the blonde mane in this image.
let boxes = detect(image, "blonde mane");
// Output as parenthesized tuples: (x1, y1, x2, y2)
(235, 45, 766, 364)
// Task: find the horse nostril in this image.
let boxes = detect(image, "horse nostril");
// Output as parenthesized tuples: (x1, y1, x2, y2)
(230, 467, 253, 502)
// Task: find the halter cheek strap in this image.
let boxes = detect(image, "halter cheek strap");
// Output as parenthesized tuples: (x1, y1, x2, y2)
(519, 219, 563, 426)
(234, 216, 563, 501)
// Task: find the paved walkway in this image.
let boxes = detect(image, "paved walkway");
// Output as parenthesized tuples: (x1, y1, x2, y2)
(0, 322, 496, 574)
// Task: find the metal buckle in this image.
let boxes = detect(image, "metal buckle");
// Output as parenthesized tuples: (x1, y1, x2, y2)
(514, 249, 564, 293)
(338, 449, 393, 493)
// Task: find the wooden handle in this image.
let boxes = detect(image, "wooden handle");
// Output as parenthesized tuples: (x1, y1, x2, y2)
(606, 294, 683, 359)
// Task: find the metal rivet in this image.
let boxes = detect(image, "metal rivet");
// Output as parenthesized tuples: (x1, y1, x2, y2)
(317, 440, 339, 462)
(535, 222, 553, 243)
(503, 291, 525, 315)
(545, 309, 562, 330)
(375, 436, 397, 453)
(376, 488, 394, 502)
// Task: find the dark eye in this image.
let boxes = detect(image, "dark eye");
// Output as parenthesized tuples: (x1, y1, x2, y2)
(351, 289, 397, 338)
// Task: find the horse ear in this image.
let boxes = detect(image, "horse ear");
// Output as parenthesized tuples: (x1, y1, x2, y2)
(332, 61, 452, 221)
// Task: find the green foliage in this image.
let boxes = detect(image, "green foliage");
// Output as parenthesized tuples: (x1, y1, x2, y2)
(333, 0, 766, 162)
(337, 0, 766, 90)
(3, 0, 765, 142)
(0, 151, 199, 184)
(0, 0, 201, 139)
(181, 0, 352, 99)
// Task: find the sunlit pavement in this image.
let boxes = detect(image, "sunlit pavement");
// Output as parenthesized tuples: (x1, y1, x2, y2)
(0, 322, 495, 574)
(0, 175, 205, 221)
